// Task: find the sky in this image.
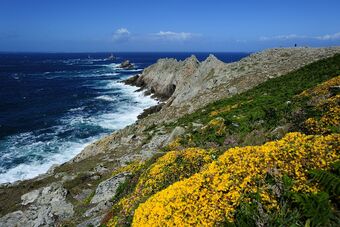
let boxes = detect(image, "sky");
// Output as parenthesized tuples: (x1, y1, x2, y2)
(0, 0, 340, 52)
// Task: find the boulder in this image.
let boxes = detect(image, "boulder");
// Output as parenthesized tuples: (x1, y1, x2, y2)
(91, 172, 130, 204)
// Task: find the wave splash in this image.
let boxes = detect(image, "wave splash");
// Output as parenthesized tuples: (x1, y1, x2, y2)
(0, 57, 157, 184)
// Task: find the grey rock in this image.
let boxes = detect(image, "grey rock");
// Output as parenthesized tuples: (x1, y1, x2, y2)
(0, 211, 28, 227)
(77, 215, 105, 227)
(94, 164, 108, 175)
(91, 172, 130, 204)
(1, 183, 73, 226)
(140, 133, 169, 158)
(84, 201, 112, 218)
(61, 174, 76, 183)
(228, 86, 238, 95)
(91, 175, 101, 181)
(135, 47, 340, 109)
(164, 126, 185, 145)
(120, 60, 134, 69)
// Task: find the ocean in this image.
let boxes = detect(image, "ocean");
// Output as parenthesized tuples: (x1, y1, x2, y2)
(0, 52, 248, 183)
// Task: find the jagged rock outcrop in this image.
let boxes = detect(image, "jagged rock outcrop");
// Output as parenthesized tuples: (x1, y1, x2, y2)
(76, 47, 340, 164)
(129, 47, 340, 110)
(131, 55, 200, 100)
(0, 182, 74, 227)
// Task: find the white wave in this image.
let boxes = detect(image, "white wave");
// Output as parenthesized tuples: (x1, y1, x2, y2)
(101, 73, 119, 76)
(93, 81, 157, 130)
(0, 71, 157, 183)
(68, 107, 85, 112)
(95, 95, 117, 102)
(116, 68, 143, 72)
(89, 58, 106, 62)
(0, 78, 157, 184)
(0, 139, 93, 184)
(106, 63, 121, 68)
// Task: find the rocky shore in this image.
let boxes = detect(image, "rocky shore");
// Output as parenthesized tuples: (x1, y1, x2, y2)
(1, 47, 340, 226)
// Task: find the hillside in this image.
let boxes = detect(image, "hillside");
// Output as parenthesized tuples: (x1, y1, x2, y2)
(105, 54, 340, 227)
(0, 48, 340, 226)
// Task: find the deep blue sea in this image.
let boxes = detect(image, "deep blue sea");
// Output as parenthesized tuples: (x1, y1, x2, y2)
(0, 52, 248, 183)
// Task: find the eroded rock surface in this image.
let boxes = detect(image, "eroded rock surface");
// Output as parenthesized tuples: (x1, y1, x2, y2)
(91, 172, 130, 204)
(0, 182, 73, 227)
(131, 47, 340, 110)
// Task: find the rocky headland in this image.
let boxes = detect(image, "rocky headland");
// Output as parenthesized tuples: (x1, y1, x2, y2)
(1, 47, 340, 226)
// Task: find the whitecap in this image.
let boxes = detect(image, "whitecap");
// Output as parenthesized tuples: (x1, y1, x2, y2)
(116, 68, 143, 72)
(95, 95, 117, 102)
(0, 77, 157, 184)
(106, 63, 121, 69)
(68, 107, 85, 112)
(0, 139, 93, 183)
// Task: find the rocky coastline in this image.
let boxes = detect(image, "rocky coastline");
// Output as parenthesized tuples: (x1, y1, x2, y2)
(1, 47, 340, 226)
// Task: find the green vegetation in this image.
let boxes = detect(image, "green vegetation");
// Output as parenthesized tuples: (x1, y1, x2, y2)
(169, 54, 340, 148)
(104, 54, 340, 226)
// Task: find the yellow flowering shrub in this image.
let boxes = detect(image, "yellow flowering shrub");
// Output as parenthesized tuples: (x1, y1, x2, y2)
(107, 148, 215, 226)
(132, 132, 339, 226)
(299, 75, 340, 98)
(202, 117, 226, 136)
(166, 138, 182, 150)
(305, 95, 340, 134)
(136, 148, 214, 195)
(300, 76, 340, 134)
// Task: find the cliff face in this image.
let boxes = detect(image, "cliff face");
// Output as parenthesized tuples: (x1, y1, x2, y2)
(134, 47, 340, 111)
(1, 47, 340, 227)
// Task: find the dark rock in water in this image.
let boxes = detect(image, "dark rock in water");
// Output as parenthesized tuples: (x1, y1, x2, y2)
(124, 74, 140, 86)
(120, 60, 134, 69)
(143, 89, 152, 96)
(137, 103, 164, 119)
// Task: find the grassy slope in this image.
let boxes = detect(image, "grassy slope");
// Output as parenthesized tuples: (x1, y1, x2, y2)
(104, 54, 340, 226)
(168, 53, 340, 148)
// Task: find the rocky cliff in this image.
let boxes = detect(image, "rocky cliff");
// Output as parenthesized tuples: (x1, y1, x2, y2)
(129, 47, 340, 111)
(1, 47, 340, 227)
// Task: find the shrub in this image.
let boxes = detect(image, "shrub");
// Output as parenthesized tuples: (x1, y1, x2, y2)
(133, 133, 339, 226)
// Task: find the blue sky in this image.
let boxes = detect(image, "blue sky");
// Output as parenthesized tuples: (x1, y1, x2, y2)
(1, 0, 340, 52)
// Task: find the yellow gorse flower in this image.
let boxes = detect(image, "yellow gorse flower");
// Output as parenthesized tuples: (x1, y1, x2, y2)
(132, 132, 339, 226)
(107, 148, 214, 226)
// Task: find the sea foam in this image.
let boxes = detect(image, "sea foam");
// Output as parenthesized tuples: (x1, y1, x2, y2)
(0, 58, 157, 184)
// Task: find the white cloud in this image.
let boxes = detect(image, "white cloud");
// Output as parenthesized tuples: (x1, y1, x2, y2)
(260, 32, 340, 41)
(260, 34, 306, 41)
(316, 32, 340, 40)
(154, 31, 198, 41)
(112, 28, 131, 42)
